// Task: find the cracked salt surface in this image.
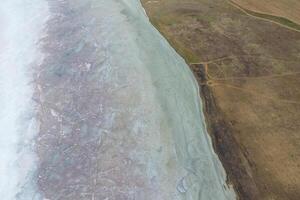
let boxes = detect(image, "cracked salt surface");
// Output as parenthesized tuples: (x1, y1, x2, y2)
(0, 0, 236, 199)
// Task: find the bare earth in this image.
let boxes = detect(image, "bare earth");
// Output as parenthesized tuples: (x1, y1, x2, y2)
(141, 0, 300, 199)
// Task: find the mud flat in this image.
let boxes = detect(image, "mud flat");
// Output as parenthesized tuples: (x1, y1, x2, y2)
(32, 0, 236, 199)
(0, 0, 236, 199)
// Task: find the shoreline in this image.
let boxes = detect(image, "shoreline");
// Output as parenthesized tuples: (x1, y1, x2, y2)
(139, 2, 264, 199)
(140, 1, 300, 199)
(140, 1, 239, 199)
(189, 64, 259, 199)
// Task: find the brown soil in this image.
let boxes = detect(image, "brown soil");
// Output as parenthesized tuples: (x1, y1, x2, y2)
(141, 0, 300, 199)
